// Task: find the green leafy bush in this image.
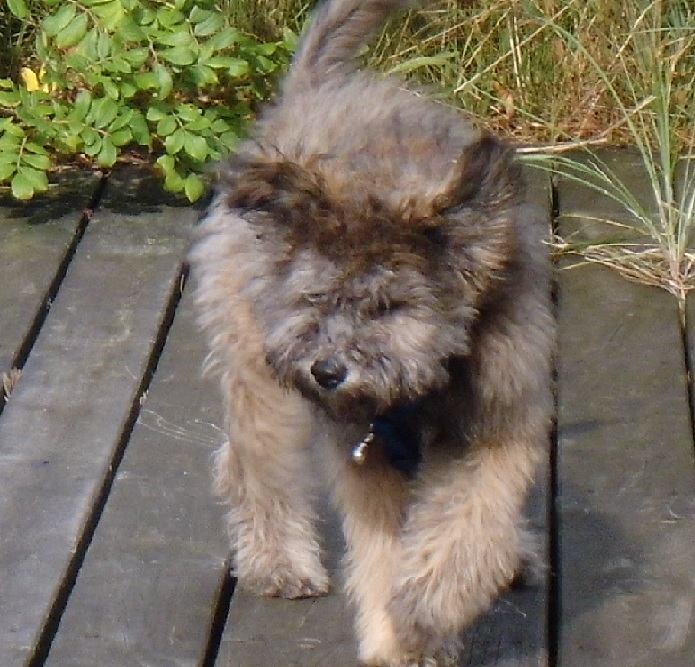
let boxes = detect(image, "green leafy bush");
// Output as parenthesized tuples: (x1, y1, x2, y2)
(0, 0, 293, 200)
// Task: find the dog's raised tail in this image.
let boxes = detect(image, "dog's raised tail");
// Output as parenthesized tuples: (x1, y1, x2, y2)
(285, 0, 414, 92)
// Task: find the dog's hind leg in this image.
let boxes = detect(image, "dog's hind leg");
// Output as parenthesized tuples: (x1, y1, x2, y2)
(213, 322, 328, 599)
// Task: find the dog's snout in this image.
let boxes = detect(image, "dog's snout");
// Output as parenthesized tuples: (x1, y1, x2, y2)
(311, 357, 348, 389)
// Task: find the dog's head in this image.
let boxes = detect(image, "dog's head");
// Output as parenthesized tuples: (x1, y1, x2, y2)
(217, 134, 521, 424)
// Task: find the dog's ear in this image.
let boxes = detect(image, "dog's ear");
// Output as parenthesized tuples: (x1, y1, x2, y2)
(221, 158, 331, 226)
(436, 135, 521, 213)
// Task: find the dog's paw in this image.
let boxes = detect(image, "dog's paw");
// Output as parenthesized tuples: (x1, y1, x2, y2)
(387, 583, 464, 662)
(358, 643, 459, 667)
(241, 565, 329, 599)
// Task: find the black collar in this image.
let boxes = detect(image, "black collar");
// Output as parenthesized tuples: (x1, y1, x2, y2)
(352, 401, 423, 478)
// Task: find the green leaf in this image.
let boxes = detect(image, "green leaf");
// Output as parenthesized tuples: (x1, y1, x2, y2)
(130, 111, 151, 146)
(183, 133, 208, 162)
(96, 31, 112, 60)
(182, 115, 211, 132)
(42, 4, 77, 38)
(24, 142, 48, 155)
(122, 47, 149, 69)
(72, 90, 92, 122)
(0, 161, 17, 182)
(11, 170, 35, 200)
(56, 13, 89, 49)
(252, 42, 279, 57)
(58, 132, 80, 153)
(119, 81, 137, 99)
(156, 115, 177, 137)
(110, 58, 132, 74)
(154, 64, 174, 99)
(109, 128, 132, 146)
(91, 0, 125, 30)
(207, 57, 250, 77)
(163, 170, 185, 193)
(146, 106, 167, 122)
(136, 6, 156, 26)
(193, 12, 224, 37)
(156, 6, 184, 29)
(91, 97, 119, 128)
(133, 72, 159, 90)
(184, 65, 217, 87)
(101, 78, 120, 99)
(66, 52, 91, 71)
(156, 153, 184, 191)
(14, 165, 48, 196)
(157, 31, 195, 48)
(118, 18, 146, 41)
(219, 130, 239, 151)
(109, 108, 134, 131)
(189, 6, 211, 23)
(184, 173, 204, 202)
(7, 0, 29, 19)
(210, 118, 230, 133)
(0, 132, 24, 150)
(160, 46, 197, 67)
(0, 90, 20, 107)
(156, 153, 175, 172)
(23, 165, 49, 191)
(175, 104, 202, 123)
(21, 152, 51, 170)
(96, 136, 117, 166)
(165, 128, 185, 154)
(206, 27, 241, 52)
(83, 135, 102, 156)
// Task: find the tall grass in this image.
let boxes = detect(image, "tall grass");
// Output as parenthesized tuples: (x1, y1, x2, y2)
(231, 0, 694, 148)
(531, 0, 695, 308)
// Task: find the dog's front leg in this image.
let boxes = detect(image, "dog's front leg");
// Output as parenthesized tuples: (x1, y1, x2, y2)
(215, 352, 328, 599)
(389, 438, 543, 656)
(324, 444, 415, 666)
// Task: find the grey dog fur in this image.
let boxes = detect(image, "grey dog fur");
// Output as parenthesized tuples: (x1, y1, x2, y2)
(189, 0, 555, 665)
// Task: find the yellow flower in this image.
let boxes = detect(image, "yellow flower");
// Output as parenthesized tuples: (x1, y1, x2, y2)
(20, 66, 54, 92)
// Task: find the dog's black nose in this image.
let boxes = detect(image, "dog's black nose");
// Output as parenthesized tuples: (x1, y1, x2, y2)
(311, 357, 348, 389)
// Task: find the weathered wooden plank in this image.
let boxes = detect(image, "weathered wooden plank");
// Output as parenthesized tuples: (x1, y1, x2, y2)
(0, 171, 101, 376)
(217, 502, 354, 667)
(219, 588, 355, 667)
(0, 168, 193, 667)
(215, 169, 553, 667)
(556, 177, 695, 665)
(555, 147, 659, 244)
(43, 289, 228, 667)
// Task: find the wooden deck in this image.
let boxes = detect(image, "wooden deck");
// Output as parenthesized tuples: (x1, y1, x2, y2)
(1, 153, 694, 667)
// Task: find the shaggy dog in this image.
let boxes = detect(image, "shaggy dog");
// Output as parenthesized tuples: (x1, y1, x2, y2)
(189, 0, 555, 664)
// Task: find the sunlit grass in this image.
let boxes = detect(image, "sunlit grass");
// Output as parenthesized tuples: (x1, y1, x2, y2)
(526, 0, 695, 308)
